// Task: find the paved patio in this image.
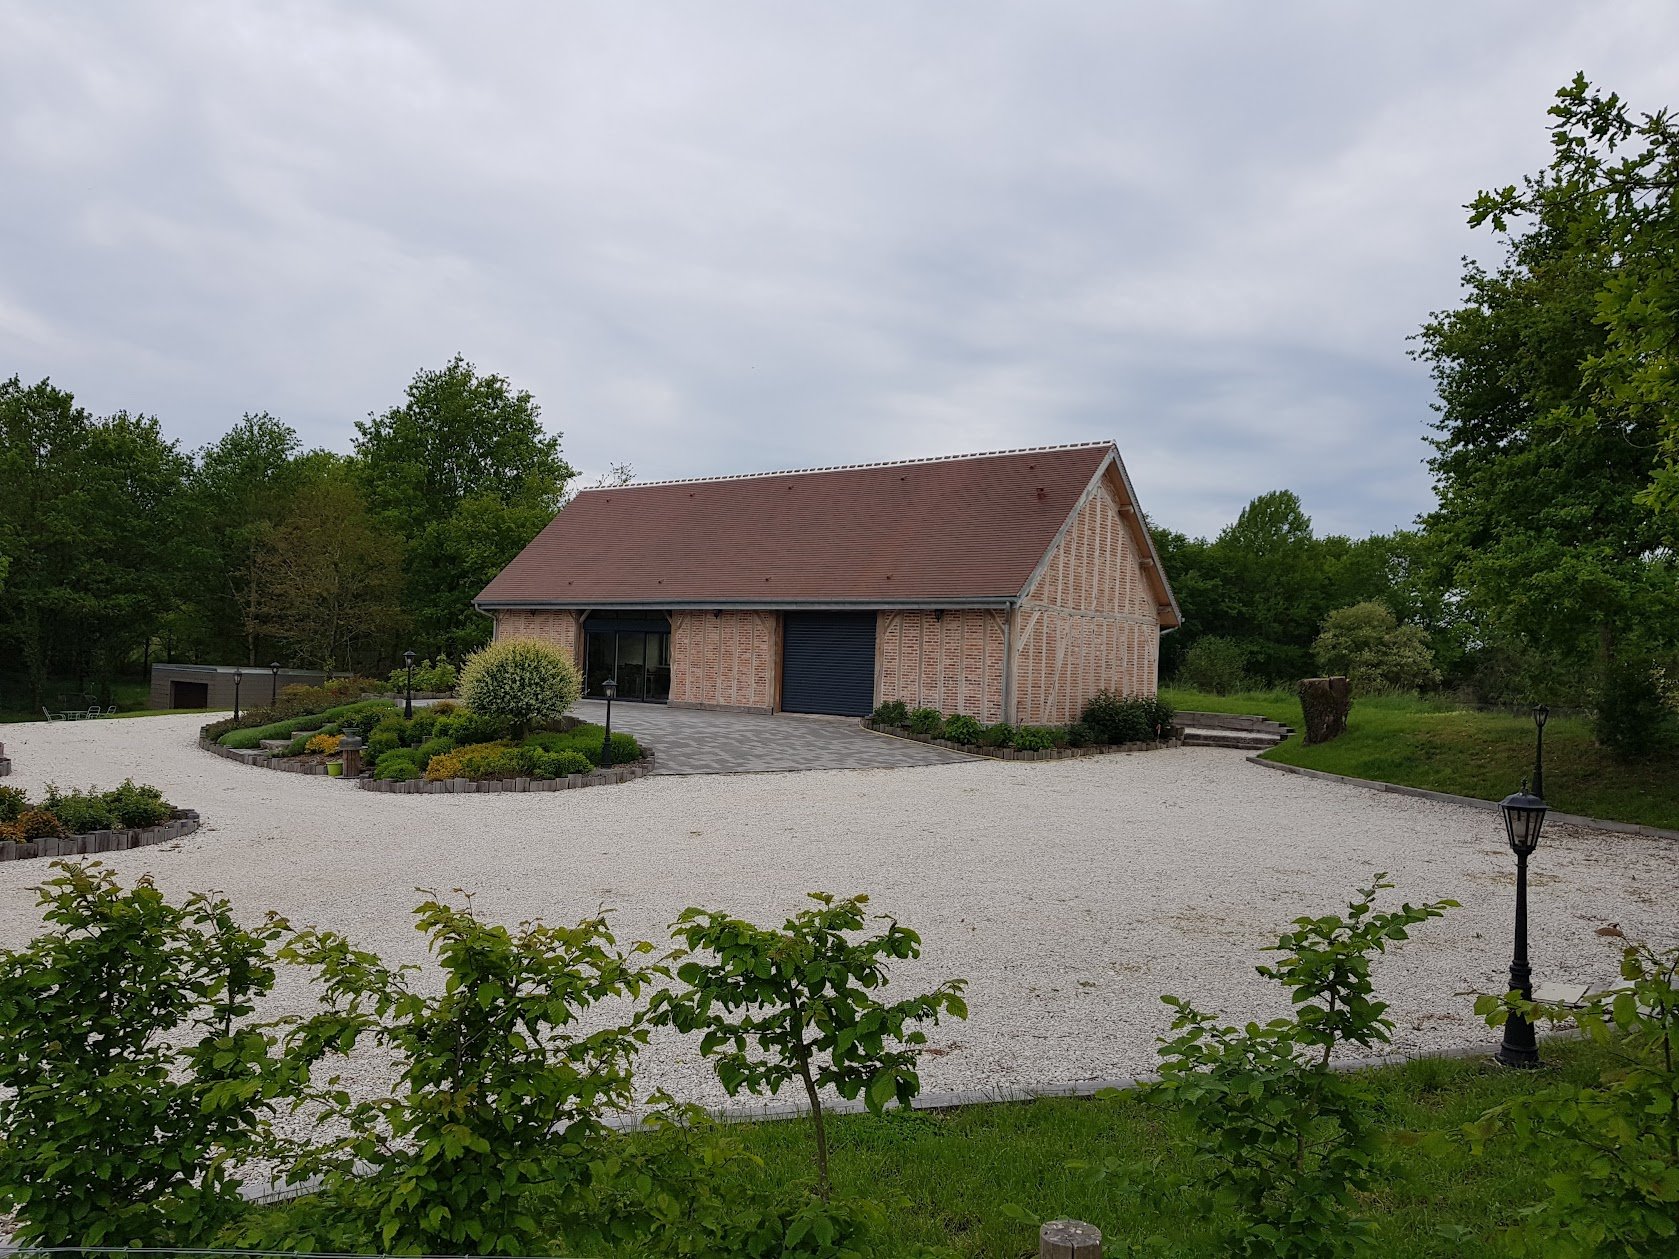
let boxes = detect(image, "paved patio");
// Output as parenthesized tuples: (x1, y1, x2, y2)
(573, 699, 974, 773)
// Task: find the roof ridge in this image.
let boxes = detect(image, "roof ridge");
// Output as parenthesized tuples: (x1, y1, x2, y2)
(581, 442, 1113, 492)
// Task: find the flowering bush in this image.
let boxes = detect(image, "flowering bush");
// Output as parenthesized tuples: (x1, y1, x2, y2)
(303, 733, 342, 755)
(457, 638, 580, 736)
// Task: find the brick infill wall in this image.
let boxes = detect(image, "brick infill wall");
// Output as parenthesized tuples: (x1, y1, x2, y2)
(0, 810, 202, 862)
(861, 719, 1183, 760)
(198, 737, 654, 793)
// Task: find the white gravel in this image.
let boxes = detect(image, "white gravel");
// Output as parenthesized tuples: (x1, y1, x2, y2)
(2, 713, 1674, 1128)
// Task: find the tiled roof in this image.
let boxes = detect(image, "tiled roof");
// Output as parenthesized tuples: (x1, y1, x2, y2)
(477, 443, 1170, 612)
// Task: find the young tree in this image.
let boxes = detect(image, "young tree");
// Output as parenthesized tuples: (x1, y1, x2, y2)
(251, 463, 404, 672)
(0, 863, 296, 1246)
(456, 636, 581, 737)
(1312, 602, 1439, 694)
(651, 893, 968, 1202)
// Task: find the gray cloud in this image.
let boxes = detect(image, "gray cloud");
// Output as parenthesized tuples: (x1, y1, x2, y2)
(4, 2, 1677, 538)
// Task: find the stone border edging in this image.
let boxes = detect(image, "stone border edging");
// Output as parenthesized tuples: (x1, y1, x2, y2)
(1247, 754, 1679, 841)
(199, 736, 654, 793)
(0, 810, 201, 862)
(861, 719, 1182, 761)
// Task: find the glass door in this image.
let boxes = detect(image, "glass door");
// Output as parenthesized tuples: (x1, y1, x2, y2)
(583, 624, 672, 703)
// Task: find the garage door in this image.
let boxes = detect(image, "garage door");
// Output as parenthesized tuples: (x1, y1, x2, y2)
(781, 611, 878, 715)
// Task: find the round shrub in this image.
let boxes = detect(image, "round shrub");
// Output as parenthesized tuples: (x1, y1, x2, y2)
(549, 749, 593, 776)
(977, 722, 1015, 748)
(0, 786, 28, 824)
(414, 736, 454, 763)
(16, 810, 67, 841)
(907, 707, 945, 738)
(104, 780, 172, 828)
(941, 714, 984, 745)
(870, 700, 909, 726)
(405, 712, 437, 744)
(1065, 721, 1093, 747)
(1013, 725, 1058, 751)
(458, 638, 581, 737)
(375, 751, 424, 782)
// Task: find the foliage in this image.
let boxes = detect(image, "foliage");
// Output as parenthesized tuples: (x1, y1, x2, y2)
(216, 700, 395, 749)
(650, 892, 968, 1202)
(0, 863, 298, 1246)
(0, 784, 27, 823)
(521, 748, 594, 779)
(423, 740, 518, 781)
(1470, 940, 1679, 1257)
(1415, 77, 1679, 713)
(1148, 875, 1454, 1257)
(977, 722, 1015, 748)
(1312, 602, 1440, 694)
(906, 707, 944, 738)
(869, 700, 908, 726)
(38, 786, 116, 833)
(14, 810, 66, 840)
(304, 732, 343, 755)
(251, 460, 406, 673)
(1065, 721, 1093, 747)
(355, 355, 576, 657)
(1593, 655, 1678, 762)
(1012, 725, 1058, 751)
(275, 894, 655, 1255)
(1080, 690, 1175, 743)
(1178, 635, 1252, 695)
(458, 637, 582, 737)
(435, 708, 514, 745)
(941, 714, 984, 744)
(387, 657, 458, 692)
(373, 751, 424, 782)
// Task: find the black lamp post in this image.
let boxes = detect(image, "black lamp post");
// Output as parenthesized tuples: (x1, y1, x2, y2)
(601, 678, 617, 767)
(1495, 781, 1548, 1068)
(403, 650, 416, 720)
(269, 661, 281, 707)
(1532, 704, 1549, 799)
(232, 668, 243, 721)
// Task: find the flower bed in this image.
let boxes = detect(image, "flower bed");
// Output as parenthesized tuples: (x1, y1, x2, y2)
(862, 718, 1181, 759)
(864, 693, 1182, 760)
(0, 780, 199, 860)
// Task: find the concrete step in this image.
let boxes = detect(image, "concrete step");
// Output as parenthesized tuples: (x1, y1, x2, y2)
(1181, 728, 1287, 750)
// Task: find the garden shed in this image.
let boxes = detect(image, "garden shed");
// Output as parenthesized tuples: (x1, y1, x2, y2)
(475, 443, 1180, 723)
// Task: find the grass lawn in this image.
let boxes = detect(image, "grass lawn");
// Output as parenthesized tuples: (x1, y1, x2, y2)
(0, 677, 157, 724)
(1162, 687, 1679, 833)
(258, 1038, 1611, 1257)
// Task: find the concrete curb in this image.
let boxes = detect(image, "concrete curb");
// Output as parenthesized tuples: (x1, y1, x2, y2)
(1247, 755, 1679, 841)
(0, 811, 202, 862)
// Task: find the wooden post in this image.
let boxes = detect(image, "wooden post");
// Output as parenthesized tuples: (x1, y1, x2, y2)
(1041, 1218, 1101, 1258)
(339, 734, 363, 778)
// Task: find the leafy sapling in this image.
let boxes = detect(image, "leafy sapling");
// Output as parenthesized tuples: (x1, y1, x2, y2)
(651, 892, 968, 1201)
(1148, 874, 1455, 1258)
(0, 862, 299, 1247)
(276, 893, 657, 1256)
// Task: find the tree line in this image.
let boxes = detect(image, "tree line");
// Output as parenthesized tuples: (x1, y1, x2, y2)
(0, 355, 575, 708)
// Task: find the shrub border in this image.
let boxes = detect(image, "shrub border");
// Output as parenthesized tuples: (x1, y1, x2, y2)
(861, 719, 1184, 760)
(0, 809, 201, 862)
(198, 736, 655, 792)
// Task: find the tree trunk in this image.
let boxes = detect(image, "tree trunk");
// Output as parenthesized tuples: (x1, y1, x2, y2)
(1298, 677, 1351, 745)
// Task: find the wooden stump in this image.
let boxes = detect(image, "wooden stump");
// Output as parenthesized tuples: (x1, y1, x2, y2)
(1041, 1219, 1102, 1258)
(1298, 676, 1351, 745)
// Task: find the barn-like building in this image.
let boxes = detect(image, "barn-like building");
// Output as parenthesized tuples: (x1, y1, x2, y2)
(475, 443, 1179, 723)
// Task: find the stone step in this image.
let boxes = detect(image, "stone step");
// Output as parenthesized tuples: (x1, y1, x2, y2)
(1181, 728, 1287, 750)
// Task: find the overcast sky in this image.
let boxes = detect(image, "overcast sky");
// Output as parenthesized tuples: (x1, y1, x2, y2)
(4, 4, 1677, 538)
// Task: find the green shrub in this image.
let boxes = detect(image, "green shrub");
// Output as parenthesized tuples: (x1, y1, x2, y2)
(457, 638, 581, 738)
(423, 741, 521, 782)
(374, 752, 423, 782)
(517, 747, 593, 779)
(414, 736, 454, 764)
(870, 700, 909, 726)
(102, 780, 173, 830)
(906, 707, 944, 737)
(438, 710, 511, 746)
(217, 701, 396, 750)
(283, 734, 312, 757)
(0, 863, 291, 1246)
(941, 714, 984, 744)
(604, 731, 642, 764)
(1080, 690, 1173, 743)
(0, 786, 28, 824)
(405, 712, 437, 744)
(1013, 725, 1058, 751)
(1178, 635, 1252, 696)
(1312, 602, 1440, 694)
(1595, 656, 1677, 763)
(1065, 721, 1093, 747)
(386, 658, 457, 693)
(977, 722, 1015, 748)
(366, 730, 401, 763)
(41, 788, 116, 835)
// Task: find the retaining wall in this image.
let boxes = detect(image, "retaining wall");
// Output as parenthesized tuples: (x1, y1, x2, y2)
(0, 811, 201, 862)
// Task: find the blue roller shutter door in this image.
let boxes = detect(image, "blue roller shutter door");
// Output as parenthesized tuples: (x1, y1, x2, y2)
(781, 611, 878, 716)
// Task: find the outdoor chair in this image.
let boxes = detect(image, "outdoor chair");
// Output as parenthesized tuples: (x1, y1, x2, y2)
(42, 708, 60, 722)
(87, 705, 102, 720)
(104, 705, 118, 716)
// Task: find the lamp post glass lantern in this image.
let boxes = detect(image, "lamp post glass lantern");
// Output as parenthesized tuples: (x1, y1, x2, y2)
(232, 668, 243, 721)
(269, 661, 281, 707)
(1496, 782, 1548, 1068)
(403, 650, 416, 720)
(601, 678, 617, 767)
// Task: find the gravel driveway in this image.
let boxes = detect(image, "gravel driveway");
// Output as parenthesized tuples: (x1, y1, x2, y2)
(1, 713, 1673, 1122)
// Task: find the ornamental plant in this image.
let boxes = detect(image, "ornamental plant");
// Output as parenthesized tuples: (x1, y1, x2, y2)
(458, 637, 581, 738)
(941, 714, 984, 744)
(1148, 875, 1455, 1258)
(275, 896, 658, 1255)
(1470, 940, 1679, 1256)
(650, 892, 968, 1203)
(906, 707, 944, 737)
(0, 863, 299, 1246)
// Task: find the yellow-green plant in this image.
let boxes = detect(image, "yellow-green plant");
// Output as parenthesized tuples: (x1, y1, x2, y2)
(457, 637, 580, 738)
(304, 732, 342, 755)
